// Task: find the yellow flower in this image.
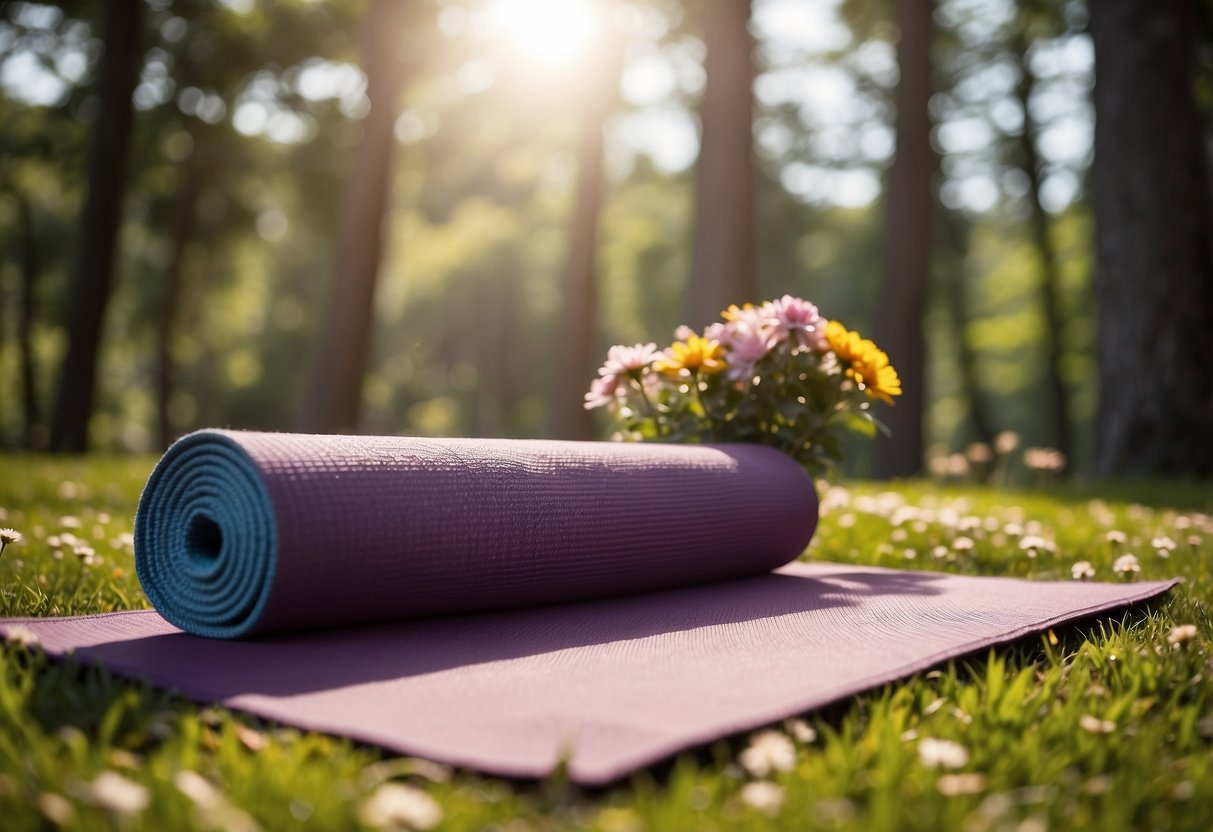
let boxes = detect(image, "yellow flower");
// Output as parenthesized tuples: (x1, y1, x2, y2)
(721, 303, 756, 322)
(653, 334, 728, 377)
(825, 320, 863, 362)
(825, 321, 902, 404)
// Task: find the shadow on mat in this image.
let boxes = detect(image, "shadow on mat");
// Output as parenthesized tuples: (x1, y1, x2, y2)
(74, 567, 948, 696)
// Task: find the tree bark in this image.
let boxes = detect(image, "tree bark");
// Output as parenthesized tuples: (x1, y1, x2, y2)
(1012, 30, 1071, 469)
(942, 224, 993, 446)
(13, 191, 42, 448)
(546, 38, 623, 440)
(300, 0, 406, 434)
(48, 0, 143, 452)
(686, 0, 756, 329)
(874, 0, 934, 478)
(1090, 0, 1213, 476)
(156, 152, 201, 449)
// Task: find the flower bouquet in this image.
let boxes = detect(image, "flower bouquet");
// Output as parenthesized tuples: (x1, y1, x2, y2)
(584, 295, 901, 477)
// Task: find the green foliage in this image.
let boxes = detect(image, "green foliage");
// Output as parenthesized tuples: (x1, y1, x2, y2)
(0, 0, 1102, 466)
(2, 457, 1212, 829)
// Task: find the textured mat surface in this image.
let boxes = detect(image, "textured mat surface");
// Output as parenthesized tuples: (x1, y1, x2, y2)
(0, 431, 1178, 783)
(2, 563, 1175, 784)
(133, 431, 819, 637)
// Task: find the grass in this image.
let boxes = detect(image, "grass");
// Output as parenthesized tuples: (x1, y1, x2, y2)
(0, 452, 1211, 831)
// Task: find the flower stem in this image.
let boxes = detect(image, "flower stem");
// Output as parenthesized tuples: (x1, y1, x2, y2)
(633, 377, 665, 437)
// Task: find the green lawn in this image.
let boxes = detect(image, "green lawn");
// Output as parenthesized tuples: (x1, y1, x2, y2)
(1, 453, 1211, 831)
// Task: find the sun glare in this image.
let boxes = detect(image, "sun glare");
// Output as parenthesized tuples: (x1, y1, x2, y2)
(489, 0, 598, 69)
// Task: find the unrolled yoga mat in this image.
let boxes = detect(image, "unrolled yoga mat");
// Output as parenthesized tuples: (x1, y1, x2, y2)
(0, 431, 1178, 784)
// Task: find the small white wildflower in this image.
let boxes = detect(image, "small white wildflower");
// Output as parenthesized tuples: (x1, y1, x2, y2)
(931, 545, 949, 560)
(1188, 535, 1204, 549)
(904, 548, 918, 560)
(1167, 625, 1198, 647)
(918, 738, 969, 769)
(994, 430, 1020, 455)
(1106, 530, 1127, 545)
(58, 516, 82, 529)
(946, 454, 970, 477)
(739, 731, 797, 777)
(174, 771, 261, 832)
(78, 771, 150, 816)
(1003, 523, 1024, 537)
(952, 536, 975, 552)
(1079, 714, 1115, 734)
(785, 719, 817, 744)
(1112, 554, 1140, 577)
(359, 783, 442, 831)
(937, 773, 987, 796)
(36, 792, 75, 826)
(1152, 535, 1177, 558)
(174, 770, 222, 805)
(1018, 535, 1054, 557)
(0, 528, 21, 555)
(739, 781, 785, 815)
(5, 625, 40, 648)
(965, 443, 993, 464)
(73, 545, 97, 566)
(1071, 561, 1096, 581)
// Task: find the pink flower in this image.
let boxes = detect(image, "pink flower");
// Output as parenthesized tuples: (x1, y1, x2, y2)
(765, 294, 826, 351)
(583, 376, 622, 410)
(600, 342, 661, 379)
(584, 342, 660, 410)
(724, 323, 777, 381)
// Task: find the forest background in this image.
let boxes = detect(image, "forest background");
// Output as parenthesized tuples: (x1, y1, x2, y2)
(1, 0, 1209, 480)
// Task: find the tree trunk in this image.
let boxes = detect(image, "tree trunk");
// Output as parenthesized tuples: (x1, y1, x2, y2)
(13, 191, 42, 449)
(156, 152, 201, 449)
(686, 0, 756, 329)
(300, 0, 406, 434)
(874, 0, 934, 478)
(546, 38, 623, 441)
(48, 0, 143, 452)
(942, 224, 993, 446)
(1090, 0, 1213, 476)
(1013, 31, 1071, 469)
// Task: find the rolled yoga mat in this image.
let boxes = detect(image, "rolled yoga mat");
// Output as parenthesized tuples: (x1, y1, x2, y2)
(1, 431, 1179, 784)
(133, 430, 819, 638)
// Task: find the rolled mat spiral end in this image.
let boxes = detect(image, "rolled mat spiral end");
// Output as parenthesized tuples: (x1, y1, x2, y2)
(135, 430, 279, 639)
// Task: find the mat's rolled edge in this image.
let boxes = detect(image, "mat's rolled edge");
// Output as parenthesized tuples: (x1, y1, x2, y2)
(135, 430, 279, 638)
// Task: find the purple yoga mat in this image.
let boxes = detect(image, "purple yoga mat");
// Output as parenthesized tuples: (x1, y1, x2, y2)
(2, 564, 1175, 783)
(0, 432, 1178, 783)
(132, 431, 819, 637)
